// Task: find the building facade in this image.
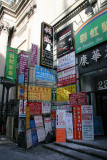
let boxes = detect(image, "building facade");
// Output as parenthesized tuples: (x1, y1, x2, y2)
(0, 0, 107, 137)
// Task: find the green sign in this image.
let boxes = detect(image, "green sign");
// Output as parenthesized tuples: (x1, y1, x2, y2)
(75, 8, 107, 54)
(5, 46, 18, 82)
(52, 88, 57, 102)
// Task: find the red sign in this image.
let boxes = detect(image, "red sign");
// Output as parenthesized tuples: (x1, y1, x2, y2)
(51, 110, 56, 119)
(28, 102, 42, 115)
(57, 67, 76, 87)
(69, 92, 88, 107)
(73, 106, 82, 140)
(56, 128, 66, 142)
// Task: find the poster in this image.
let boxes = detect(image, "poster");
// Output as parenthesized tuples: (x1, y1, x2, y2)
(57, 23, 74, 58)
(26, 129, 32, 149)
(57, 67, 76, 87)
(73, 106, 82, 140)
(34, 115, 43, 127)
(56, 128, 66, 142)
(18, 85, 52, 101)
(31, 44, 38, 66)
(40, 22, 54, 68)
(57, 84, 76, 102)
(66, 112, 73, 139)
(42, 102, 51, 114)
(28, 102, 42, 115)
(81, 105, 94, 140)
(69, 92, 88, 107)
(57, 51, 75, 72)
(44, 117, 52, 136)
(36, 126, 46, 142)
(35, 65, 56, 83)
(18, 51, 29, 80)
(5, 46, 18, 82)
(56, 110, 66, 128)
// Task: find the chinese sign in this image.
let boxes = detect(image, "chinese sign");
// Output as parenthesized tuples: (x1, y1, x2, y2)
(30, 120, 38, 146)
(34, 115, 43, 128)
(44, 117, 52, 136)
(81, 105, 94, 140)
(66, 112, 73, 139)
(69, 92, 88, 107)
(42, 102, 51, 114)
(57, 67, 76, 87)
(57, 51, 76, 72)
(57, 23, 74, 58)
(52, 88, 57, 102)
(78, 42, 107, 74)
(19, 51, 29, 80)
(5, 46, 18, 82)
(57, 84, 76, 102)
(56, 110, 66, 128)
(73, 106, 82, 140)
(36, 126, 46, 142)
(75, 8, 107, 53)
(40, 22, 54, 68)
(56, 128, 66, 142)
(19, 100, 27, 116)
(30, 44, 38, 66)
(35, 65, 56, 83)
(28, 102, 42, 115)
(26, 107, 30, 129)
(18, 85, 52, 101)
(26, 129, 32, 149)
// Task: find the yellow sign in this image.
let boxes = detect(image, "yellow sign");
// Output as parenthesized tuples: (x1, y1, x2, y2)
(18, 85, 52, 101)
(57, 85, 76, 102)
(26, 107, 30, 129)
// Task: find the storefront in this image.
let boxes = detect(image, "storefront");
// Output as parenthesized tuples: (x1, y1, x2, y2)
(75, 8, 107, 136)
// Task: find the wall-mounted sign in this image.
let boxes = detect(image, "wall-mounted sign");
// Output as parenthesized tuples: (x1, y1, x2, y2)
(52, 88, 57, 102)
(18, 85, 52, 101)
(78, 42, 107, 74)
(34, 115, 43, 128)
(93, 116, 104, 135)
(57, 84, 76, 102)
(56, 110, 66, 128)
(40, 22, 54, 68)
(97, 79, 107, 91)
(5, 46, 18, 82)
(57, 51, 76, 72)
(56, 128, 66, 142)
(42, 102, 51, 114)
(75, 8, 107, 54)
(35, 65, 56, 83)
(57, 23, 74, 58)
(57, 67, 76, 87)
(19, 51, 29, 80)
(28, 102, 42, 115)
(66, 112, 73, 139)
(30, 44, 38, 66)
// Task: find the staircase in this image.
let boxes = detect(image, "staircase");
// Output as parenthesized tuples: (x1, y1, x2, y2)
(43, 139, 107, 160)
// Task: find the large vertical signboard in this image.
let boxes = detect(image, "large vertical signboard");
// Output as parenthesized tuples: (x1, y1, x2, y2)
(75, 8, 107, 54)
(30, 44, 38, 66)
(19, 51, 29, 80)
(57, 23, 74, 58)
(40, 22, 54, 68)
(5, 46, 18, 82)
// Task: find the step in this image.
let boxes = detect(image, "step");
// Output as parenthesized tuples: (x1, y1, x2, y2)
(67, 139, 107, 151)
(43, 143, 102, 160)
(54, 142, 107, 159)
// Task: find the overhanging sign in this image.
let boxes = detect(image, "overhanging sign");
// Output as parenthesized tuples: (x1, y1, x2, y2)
(75, 8, 107, 54)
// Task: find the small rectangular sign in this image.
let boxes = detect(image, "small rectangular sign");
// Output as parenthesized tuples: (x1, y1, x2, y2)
(56, 128, 66, 142)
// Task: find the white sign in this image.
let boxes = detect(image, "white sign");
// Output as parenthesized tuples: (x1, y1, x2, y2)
(34, 115, 43, 127)
(56, 110, 66, 128)
(36, 126, 46, 142)
(57, 51, 75, 72)
(42, 102, 51, 114)
(81, 105, 94, 140)
(19, 100, 27, 116)
(26, 129, 32, 149)
(66, 112, 73, 139)
(98, 80, 107, 90)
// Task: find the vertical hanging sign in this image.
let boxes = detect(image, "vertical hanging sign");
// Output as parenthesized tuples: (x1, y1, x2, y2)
(26, 107, 30, 129)
(5, 46, 18, 82)
(40, 22, 54, 68)
(30, 44, 38, 66)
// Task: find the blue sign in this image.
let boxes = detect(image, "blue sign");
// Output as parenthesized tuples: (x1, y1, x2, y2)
(30, 120, 38, 146)
(35, 65, 56, 83)
(18, 74, 24, 84)
(94, 116, 104, 135)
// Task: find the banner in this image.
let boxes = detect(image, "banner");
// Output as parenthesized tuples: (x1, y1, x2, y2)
(42, 102, 51, 114)
(57, 84, 76, 102)
(57, 23, 74, 58)
(40, 22, 54, 68)
(57, 51, 76, 72)
(31, 44, 38, 65)
(35, 65, 56, 83)
(18, 85, 52, 101)
(57, 67, 76, 87)
(19, 51, 29, 80)
(5, 46, 18, 82)
(26, 107, 30, 129)
(75, 8, 107, 54)
(81, 105, 94, 140)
